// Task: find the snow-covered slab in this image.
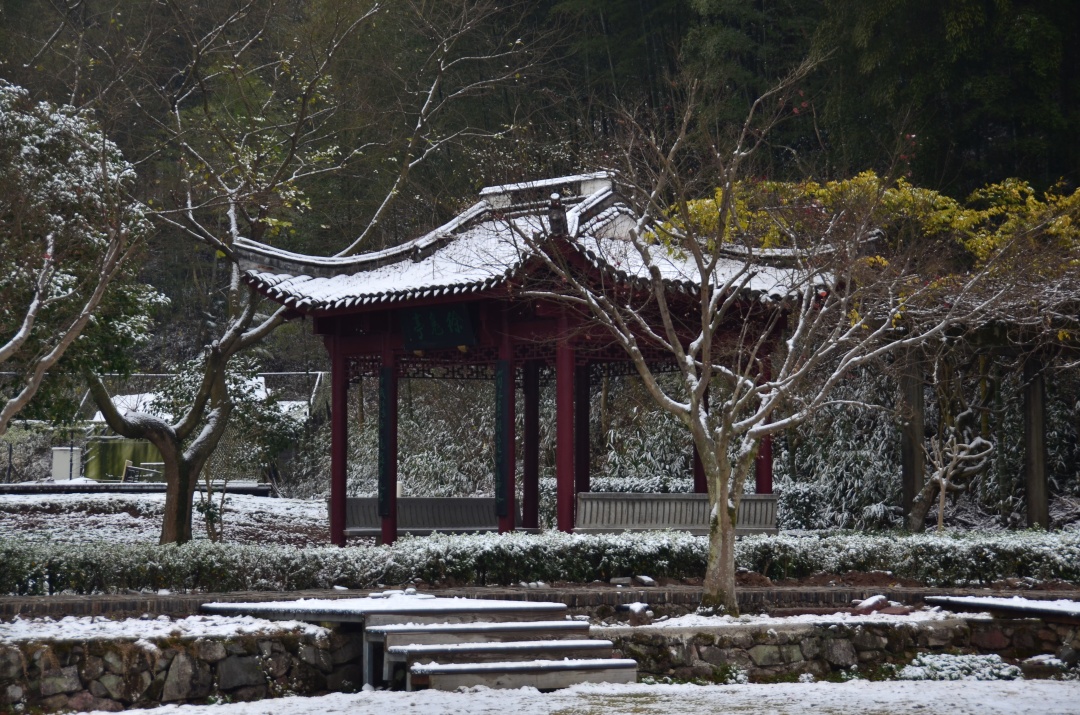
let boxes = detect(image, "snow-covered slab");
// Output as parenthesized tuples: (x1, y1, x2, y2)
(367, 620, 588, 635)
(410, 658, 637, 675)
(0, 614, 328, 643)
(409, 658, 638, 692)
(374, 621, 591, 649)
(388, 639, 611, 656)
(924, 596, 1080, 621)
(202, 591, 566, 624)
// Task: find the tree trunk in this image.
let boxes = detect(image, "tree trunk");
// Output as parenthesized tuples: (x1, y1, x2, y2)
(703, 501, 738, 613)
(701, 449, 739, 613)
(907, 477, 938, 532)
(160, 450, 197, 545)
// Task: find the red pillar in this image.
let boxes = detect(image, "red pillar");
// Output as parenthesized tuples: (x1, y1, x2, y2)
(379, 350, 399, 545)
(693, 387, 709, 493)
(556, 317, 576, 532)
(522, 360, 541, 529)
(329, 337, 348, 546)
(693, 449, 707, 493)
(755, 434, 773, 494)
(1024, 357, 1048, 528)
(755, 360, 773, 495)
(496, 332, 516, 533)
(574, 364, 591, 494)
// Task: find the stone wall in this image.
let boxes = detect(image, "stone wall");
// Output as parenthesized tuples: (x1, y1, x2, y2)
(602, 617, 1080, 683)
(0, 629, 362, 712)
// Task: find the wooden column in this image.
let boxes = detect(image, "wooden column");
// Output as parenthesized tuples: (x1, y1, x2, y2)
(329, 337, 348, 546)
(693, 449, 707, 493)
(693, 387, 709, 493)
(556, 316, 576, 532)
(378, 350, 399, 545)
(522, 360, 541, 529)
(575, 363, 591, 494)
(754, 362, 773, 494)
(1024, 356, 1049, 529)
(495, 332, 516, 533)
(754, 434, 774, 494)
(899, 349, 925, 516)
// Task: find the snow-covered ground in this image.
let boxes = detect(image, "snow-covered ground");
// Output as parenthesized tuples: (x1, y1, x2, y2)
(0, 492, 328, 547)
(84, 680, 1080, 715)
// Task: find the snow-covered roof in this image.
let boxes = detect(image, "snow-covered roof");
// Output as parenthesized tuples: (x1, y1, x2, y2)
(236, 172, 798, 313)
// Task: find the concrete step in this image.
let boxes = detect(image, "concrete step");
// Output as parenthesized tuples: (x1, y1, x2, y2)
(363, 602, 567, 627)
(408, 657, 639, 691)
(386, 639, 613, 680)
(364, 620, 594, 685)
(368, 620, 591, 647)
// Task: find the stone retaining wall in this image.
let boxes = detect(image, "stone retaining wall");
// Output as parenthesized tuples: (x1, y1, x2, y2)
(601, 617, 1080, 683)
(0, 629, 362, 712)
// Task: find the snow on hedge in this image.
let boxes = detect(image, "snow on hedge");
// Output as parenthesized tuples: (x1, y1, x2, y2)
(1, 529, 1079, 595)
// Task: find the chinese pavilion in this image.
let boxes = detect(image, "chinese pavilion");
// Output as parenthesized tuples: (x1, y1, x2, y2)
(235, 172, 784, 544)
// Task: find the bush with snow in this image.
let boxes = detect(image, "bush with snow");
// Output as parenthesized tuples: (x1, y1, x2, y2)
(898, 653, 1022, 681)
(1, 528, 1080, 595)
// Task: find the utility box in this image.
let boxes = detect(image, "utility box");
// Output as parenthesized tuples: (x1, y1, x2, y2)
(51, 447, 82, 481)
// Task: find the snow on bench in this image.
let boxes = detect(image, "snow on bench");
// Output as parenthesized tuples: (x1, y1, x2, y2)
(574, 492, 778, 536)
(407, 657, 638, 691)
(342, 497, 531, 541)
(924, 596, 1080, 624)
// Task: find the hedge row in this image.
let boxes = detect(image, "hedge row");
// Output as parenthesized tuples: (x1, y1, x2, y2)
(2, 529, 1078, 595)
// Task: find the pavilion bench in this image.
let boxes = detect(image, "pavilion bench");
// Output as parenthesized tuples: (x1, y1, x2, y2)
(342, 497, 528, 542)
(573, 492, 778, 536)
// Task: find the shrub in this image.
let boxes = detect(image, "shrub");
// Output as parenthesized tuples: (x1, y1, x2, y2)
(1, 529, 1078, 595)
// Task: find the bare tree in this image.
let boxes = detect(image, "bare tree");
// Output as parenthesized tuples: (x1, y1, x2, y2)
(54, 0, 537, 543)
(518, 73, 1013, 611)
(0, 81, 147, 436)
(906, 346, 995, 531)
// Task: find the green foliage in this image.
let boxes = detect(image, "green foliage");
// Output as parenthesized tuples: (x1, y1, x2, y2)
(0, 79, 157, 425)
(815, 0, 1080, 192)
(680, 172, 1080, 279)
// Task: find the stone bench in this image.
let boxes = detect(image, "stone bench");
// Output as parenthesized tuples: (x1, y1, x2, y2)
(574, 492, 778, 536)
(341, 497, 528, 541)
